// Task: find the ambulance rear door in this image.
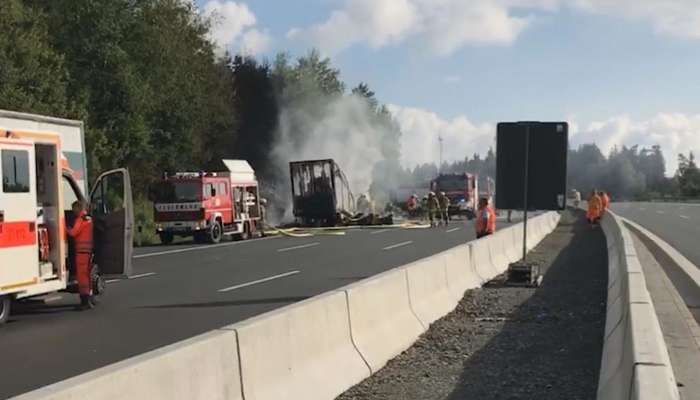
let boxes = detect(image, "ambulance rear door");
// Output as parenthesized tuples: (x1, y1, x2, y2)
(89, 168, 133, 277)
(0, 139, 39, 293)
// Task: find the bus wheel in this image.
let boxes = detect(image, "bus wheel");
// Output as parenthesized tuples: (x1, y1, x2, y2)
(159, 232, 174, 245)
(0, 295, 11, 324)
(209, 220, 223, 244)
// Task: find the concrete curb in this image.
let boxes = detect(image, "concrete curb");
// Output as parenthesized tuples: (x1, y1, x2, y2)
(597, 211, 679, 400)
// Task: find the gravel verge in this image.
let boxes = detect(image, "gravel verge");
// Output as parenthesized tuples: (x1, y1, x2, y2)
(337, 210, 607, 400)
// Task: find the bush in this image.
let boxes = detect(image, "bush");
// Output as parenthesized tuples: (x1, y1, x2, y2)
(133, 197, 158, 246)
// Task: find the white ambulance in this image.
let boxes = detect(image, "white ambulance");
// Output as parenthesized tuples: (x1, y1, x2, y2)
(0, 126, 133, 323)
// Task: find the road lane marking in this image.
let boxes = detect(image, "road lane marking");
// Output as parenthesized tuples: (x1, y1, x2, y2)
(218, 270, 300, 293)
(657, 210, 665, 214)
(370, 229, 390, 235)
(44, 295, 62, 303)
(446, 227, 461, 233)
(105, 279, 121, 284)
(277, 242, 320, 252)
(133, 236, 276, 259)
(383, 241, 413, 251)
(639, 208, 646, 211)
(680, 215, 690, 219)
(130, 272, 157, 279)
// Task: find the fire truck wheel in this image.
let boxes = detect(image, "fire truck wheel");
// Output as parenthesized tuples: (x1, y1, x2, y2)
(159, 232, 174, 245)
(209, 221, 223, 244)
(0, 295, 10, 324)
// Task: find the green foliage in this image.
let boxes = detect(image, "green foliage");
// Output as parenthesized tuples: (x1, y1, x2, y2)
(133, 197, 159, 246)
(0, 0, 76, 116)
(677, 152, 700, 197)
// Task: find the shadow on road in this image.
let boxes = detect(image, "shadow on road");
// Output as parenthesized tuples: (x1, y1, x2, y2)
(444, 210, 608, 400)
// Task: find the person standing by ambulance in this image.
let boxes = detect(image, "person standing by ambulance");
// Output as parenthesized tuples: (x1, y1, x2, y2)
(437, 191, 450, 226)
(475, 197, 496, 238)
(67, 201, 95, 310)
(427, 192, 440, 227)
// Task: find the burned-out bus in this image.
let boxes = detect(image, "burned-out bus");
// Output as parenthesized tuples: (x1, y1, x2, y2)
(289, 159, 354, 226)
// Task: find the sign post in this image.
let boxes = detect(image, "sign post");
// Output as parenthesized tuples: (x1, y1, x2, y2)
(496, 121, 568, 286)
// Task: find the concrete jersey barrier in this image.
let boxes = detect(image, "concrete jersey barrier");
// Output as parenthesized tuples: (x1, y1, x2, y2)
(597, 212, 679, 400)
(232, 290, 370, 400)
(14, 211, 562, 400)
(344, 267, 425, 373)
(12, 330, 243, 400)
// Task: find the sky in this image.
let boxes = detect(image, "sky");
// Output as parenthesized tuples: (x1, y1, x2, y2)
(194, 0, 700, 175)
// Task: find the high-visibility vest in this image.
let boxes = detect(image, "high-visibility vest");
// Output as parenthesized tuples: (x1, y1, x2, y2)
(68, 211, 94, 254)
(476, 206, 496, 234)
(587, 195, 602, 219)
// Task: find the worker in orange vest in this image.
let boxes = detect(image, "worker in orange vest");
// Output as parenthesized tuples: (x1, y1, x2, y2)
(67, 201, 95, 310)
(587, 190, 602, 227)
(600, 191, 610, 214)
(475, 197, 496, 238)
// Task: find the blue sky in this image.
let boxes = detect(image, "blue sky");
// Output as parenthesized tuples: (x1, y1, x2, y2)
(196, 0, 700, 173)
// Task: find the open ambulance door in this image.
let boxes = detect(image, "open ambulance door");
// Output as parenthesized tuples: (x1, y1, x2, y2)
(89, 168, 133, 277)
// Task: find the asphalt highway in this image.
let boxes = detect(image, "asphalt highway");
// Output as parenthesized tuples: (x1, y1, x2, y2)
(611, 202, 700, 269)
(0, 216, 520, 399)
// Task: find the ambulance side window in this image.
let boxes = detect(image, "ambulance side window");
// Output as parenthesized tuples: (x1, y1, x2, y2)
(1, 149, 30, 193)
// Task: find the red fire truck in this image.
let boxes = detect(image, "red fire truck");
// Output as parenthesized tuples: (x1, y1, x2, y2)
(153, 160, 263, 244)
(430, 173, 479, 219)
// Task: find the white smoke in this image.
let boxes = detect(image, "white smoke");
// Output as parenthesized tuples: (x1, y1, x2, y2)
(272, 95, 388, 198)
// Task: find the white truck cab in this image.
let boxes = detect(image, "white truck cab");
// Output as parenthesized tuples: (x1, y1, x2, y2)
(0, 128, 133, 323)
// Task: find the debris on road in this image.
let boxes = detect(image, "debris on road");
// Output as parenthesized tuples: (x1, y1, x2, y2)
(337, 210, 607, 400)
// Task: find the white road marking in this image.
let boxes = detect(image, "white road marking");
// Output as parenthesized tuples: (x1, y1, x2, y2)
(133, 236, 276, 259)
(130, 272, 157, 279)
(105, 279, 121, 284)
(446, 227, 461, 233)
(679, 215, 690, 220)
(383, 241, 413, 251)
(657, 210, 665, 214)
(639, 208, 646, 211)
(218, 270, 300, 293)
(277, 242, 320, 252)
(370, 229, 390, 235)
(44, 295, 62, 303)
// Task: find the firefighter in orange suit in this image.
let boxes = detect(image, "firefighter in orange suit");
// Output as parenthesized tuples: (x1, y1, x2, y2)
(587, 190, 602, 227)
(475, 197, 496, 239)
(68, 201, 95, 310)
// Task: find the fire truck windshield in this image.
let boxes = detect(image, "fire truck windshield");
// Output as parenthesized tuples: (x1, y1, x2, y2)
(435, 177, 466, 192)
(154, 181, 201, 203)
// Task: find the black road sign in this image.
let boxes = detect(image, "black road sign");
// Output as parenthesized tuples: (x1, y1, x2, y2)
(496, 122, 568, 211)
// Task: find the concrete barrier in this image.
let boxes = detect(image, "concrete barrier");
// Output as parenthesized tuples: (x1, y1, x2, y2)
(470, 237, 497, 283)
(406, 257, 454, 327)
(444, 244, 480, 303)
(488, 230, 511, 275)
(15, 212, 563, 400)
(597, 212, 679, 400)
(12, 330, 243, 400)
(232, 290, 370, 400)
(345, 267, 425, 373)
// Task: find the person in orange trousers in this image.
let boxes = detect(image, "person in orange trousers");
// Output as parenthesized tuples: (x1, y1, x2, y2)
(67, 201, 95, 310)
(587, 190, 602, 227)
(475, 197, 496, 238)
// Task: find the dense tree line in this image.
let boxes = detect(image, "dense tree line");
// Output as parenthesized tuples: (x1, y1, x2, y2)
(0, 0, 402, 226)
(413, 143, 700, 201)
